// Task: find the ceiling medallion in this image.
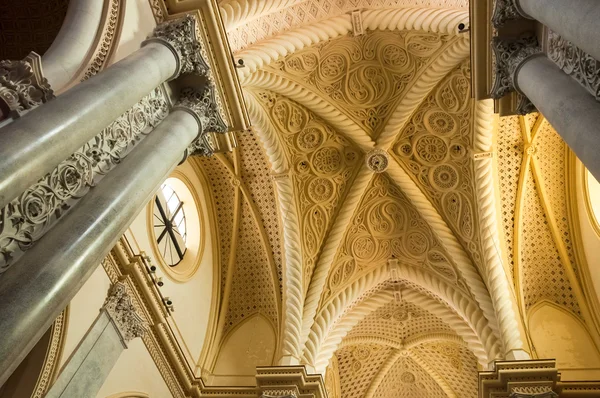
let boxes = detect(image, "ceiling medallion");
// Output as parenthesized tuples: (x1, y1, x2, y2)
(365, 149, 389, 173)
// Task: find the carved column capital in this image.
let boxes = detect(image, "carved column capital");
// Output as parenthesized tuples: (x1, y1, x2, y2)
(103, 282, 148, 343)
(144, 15, 209, 80)
(491, 34, 541, 114)
(0, 52, 54, 118)
(174, 85, 227, 157)
(492, 0, 532, 28)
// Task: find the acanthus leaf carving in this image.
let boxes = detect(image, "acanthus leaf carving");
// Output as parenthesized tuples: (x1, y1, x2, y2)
(491, 0, 531, 28)
(0, 52, 54, 118)
(103, 282, 148, 342)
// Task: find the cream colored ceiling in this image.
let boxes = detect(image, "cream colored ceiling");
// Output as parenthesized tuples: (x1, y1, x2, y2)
(187, 0, 597, 396)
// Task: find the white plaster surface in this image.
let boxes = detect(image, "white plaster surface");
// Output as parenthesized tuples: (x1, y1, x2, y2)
(112, 0, 158, 63)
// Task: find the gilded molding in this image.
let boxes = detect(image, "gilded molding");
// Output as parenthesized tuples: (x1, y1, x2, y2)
(548, 31, 600, 100)
(491, 35, 540, 114)
(0, 52, 54, 118)
(144, 15, 210, 80)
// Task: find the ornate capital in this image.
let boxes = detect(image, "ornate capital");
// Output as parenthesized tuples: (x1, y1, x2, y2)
(492, 0, 532, 28)
(103, 282, 148, 342)
(144, 15, 209, 80)
(0, 52, 54, 118)
(548, 31, 600, 100)
(174, 85, 227, 157)
(491, 34, 541, 114)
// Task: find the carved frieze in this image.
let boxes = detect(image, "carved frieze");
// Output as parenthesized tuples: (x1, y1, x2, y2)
(0, 52, 54, 118)
(0, 88, 169, 272)
(144, 15, 210, 79)
(548, 31, 600, 100)
(103, 282, 148, 342)
(174, 85, 227, 157)
(491, 34, 541, 114)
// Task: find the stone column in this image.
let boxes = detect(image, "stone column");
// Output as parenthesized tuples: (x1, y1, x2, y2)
(0, 84, 223, 386)
(0, 15, 207, 210)
(44, 282, 147, 398)
(493, 0, 600, 63)
(491, 35, 600, 182)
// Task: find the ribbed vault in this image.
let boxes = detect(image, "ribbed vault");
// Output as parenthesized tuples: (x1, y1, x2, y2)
(198, 1, 531, 395)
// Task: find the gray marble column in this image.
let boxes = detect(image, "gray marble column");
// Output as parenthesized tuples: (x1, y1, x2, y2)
(493, 0, 600, 63)
(45, 282, 147, 398)
(0, 15, 207, 210)
(0, 102, 203, 386)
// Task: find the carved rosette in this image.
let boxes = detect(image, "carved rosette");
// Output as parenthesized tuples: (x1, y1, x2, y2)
(491, 34, 541, 114)
(365, 149, 389, 173)
(144, 15, 209, 79)
(548, 31, 600, 100)
(0, 52, 54, 118)
(103, 282, 148, 342)
(174, 85, 227, 157)
(492, 0, 532, 28)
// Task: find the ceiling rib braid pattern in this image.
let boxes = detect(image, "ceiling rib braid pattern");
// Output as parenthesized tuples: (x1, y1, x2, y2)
(219, 0, 302, 31)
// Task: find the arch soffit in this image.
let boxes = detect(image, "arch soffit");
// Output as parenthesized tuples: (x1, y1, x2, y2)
(304, 263, 498, 372)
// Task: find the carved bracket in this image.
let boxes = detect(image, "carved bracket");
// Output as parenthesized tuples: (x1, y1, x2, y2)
(174, 85, 227, 157)
(491, 34, 541, 114)
(144, 15, 210, 80)
(103, 282, 148, 343)
(0, 52, 54, 118)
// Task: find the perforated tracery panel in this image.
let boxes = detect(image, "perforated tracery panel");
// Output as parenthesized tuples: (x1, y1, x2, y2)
(336, 344, 392, 398)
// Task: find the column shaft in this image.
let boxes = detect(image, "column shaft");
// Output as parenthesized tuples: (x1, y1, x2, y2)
(515, 54, 600, 180)
(0, 110, 198, 387)
(518, 0, 600, 62)
(0, 42, 177, 209)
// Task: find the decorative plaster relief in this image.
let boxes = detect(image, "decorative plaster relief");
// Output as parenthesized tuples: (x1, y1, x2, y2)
(103, 282, 148, 342)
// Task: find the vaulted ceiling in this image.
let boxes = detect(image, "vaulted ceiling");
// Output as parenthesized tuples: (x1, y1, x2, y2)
(187, 0, 600, 396)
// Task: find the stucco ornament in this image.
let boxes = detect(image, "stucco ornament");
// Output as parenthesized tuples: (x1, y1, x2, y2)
(548, 31, 600, 100)
(365, 149, 389, 173)
(103, 282, 148, 342)
(144, 15, 209, 79)
(0, 52, 54, 118)
(174, 85, 228, 157)
(491, 0, 532, 28)
(491, 34, 541, 114)
(0, 88, 169, 272)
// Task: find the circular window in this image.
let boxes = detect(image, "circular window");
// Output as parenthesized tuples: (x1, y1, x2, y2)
(147, 173, 205, 282)
(153, 183, 187, 266)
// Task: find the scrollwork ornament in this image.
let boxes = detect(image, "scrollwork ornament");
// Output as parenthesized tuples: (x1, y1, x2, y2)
(0, 88, 169, 272)
(548, 31, 600, 100)
(491, 34, 541, 112)
(0, 52, 54, 118)
(103, 282, 148, 342)
(144, 15, 209, 79)
(174, 85, 228, 157)
(492, 0, 532, 28)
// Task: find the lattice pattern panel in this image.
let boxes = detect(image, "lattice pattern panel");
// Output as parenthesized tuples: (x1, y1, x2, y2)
(225, 0, 469, 52)
(412, 341, 478, 397)
(336, 344, 393, 398)
(521, 169, 580, 316)
(223, 199, 279, 333)
(194, 156, 236, 293)
(321, 173, 469, 306)
(255, 91, 362, 289)
(264, 31, 452, 138)
(533, 120, 579, 281)
(390, 62, 485, 274)
(374, 356, 448, 398)
(496, 116, 524, 280)
(237, 132, 284, 294)
(346, 300, 455, 342)
(0, 0, 69, 60)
